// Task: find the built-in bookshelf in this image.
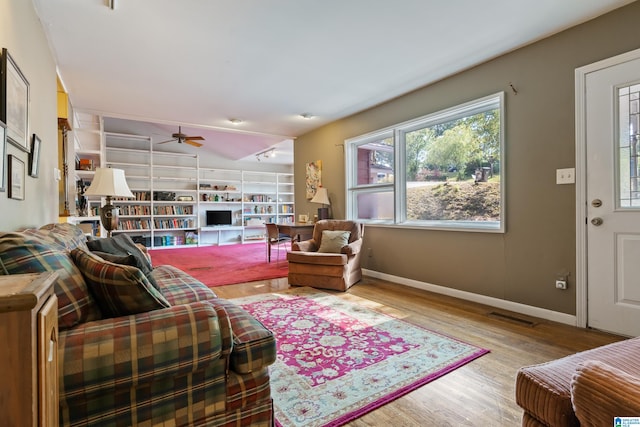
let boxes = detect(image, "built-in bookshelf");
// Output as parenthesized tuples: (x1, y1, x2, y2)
(197, 168, 294, 245)
(71, 112, 103, 218)
(67, 126, 294, 248)
(103, 133, 199, 248)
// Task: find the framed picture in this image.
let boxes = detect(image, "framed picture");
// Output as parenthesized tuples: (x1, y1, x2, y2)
(1, 48, 30, 153)
(305, 160, 322, 199)
(29, 133, 41, 177)
(0, 120, 5, 191)
(8, 154, 24, 200)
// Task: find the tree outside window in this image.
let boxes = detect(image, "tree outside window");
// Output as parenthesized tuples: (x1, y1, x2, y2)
(347, 92, 504, 232)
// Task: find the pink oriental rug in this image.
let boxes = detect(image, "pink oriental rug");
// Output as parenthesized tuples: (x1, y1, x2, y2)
(232, 287, 489, 427)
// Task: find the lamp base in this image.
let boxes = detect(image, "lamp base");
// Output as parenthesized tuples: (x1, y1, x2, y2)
(100, 200, 119, 238)
(317, 207, 329, 220)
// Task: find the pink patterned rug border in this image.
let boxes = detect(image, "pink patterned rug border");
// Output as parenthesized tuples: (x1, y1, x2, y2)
(318, 348, 490, 427)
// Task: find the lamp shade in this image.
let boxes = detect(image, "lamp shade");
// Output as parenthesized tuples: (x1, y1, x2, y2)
(84, 168, 134, 198)
(310, 187, 330, 205)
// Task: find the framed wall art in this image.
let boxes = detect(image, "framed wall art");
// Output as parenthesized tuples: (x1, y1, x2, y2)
(0, 120, 6, 191)
(29, 133, 41, 177)
(8, 154, 24, 200)
(305, 160, 322, 199)
(1, 48, 30, 152)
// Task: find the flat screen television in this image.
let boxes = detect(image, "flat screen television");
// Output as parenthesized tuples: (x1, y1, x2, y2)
(206, 210, 233, 226)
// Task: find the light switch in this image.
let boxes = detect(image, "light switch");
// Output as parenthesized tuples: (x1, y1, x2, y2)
(556, 168, 575, 185)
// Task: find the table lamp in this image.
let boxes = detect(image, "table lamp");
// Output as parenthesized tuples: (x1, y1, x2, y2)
(84, 168, 134, 237)
(310, 186, 330, 220)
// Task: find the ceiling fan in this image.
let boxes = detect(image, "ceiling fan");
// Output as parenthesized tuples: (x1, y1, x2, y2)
(158, 126, 205, 147)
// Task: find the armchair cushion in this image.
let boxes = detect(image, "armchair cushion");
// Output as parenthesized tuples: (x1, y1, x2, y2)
(72, 247, 170, 318)
(571, 360, 640, 426)
(287, 250, 347, 265)
(516, 336, 640, 427)
(318, 230, 351, 253)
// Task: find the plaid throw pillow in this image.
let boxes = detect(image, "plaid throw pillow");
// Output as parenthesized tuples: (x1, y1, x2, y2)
(71, 247, 170, 318)
(86, 234, 153, 273)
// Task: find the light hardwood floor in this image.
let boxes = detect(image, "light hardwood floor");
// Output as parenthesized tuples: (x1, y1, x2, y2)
(214, 276, 624, 426)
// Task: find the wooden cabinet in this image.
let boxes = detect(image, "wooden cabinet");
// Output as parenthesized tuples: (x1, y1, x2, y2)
(0, 272, 59, 427)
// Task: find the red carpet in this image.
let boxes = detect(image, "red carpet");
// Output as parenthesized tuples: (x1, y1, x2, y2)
(148, 243, 288, 287)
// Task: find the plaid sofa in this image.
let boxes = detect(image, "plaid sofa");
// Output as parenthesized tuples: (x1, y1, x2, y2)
(0, 223, 276, 426)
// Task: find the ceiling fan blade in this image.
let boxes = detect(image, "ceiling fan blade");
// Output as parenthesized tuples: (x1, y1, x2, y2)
(184, 136, 205, 141)
(185, 140, 203, 147)
(157, 138, 176, 145)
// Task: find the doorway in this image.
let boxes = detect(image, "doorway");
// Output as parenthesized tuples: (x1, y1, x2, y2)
(576, 48, 640, 336)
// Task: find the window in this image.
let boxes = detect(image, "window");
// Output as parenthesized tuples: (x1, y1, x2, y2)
(346, 92, 505, 232)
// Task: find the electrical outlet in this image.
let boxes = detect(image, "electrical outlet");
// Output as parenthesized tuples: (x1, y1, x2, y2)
(555, 280, 567, 290)
(556, 168, 575, 185)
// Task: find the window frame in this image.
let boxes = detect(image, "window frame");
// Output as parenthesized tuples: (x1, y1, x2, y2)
(346, 92, 506, 233)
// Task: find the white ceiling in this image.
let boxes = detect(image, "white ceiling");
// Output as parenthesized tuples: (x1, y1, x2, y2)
(33, 0, 634, 164)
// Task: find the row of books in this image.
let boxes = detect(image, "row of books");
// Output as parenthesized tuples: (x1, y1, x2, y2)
(157, 235, 185, 246)
(130, 235, 189, 247)
(118, 219, 152, 230)
(113, 191, 151, 201)
(118, 218, 196, 230)
(119, 205, 151, 216)
(154, 218, 196, 229)
(153, 205, 194, 215)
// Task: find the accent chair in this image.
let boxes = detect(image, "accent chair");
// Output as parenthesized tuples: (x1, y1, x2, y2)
(286, 219, 364, 291)
(265, 223, 291, 262)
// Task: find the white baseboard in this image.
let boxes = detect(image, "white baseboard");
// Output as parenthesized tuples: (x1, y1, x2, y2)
(362, 269, 577, 327)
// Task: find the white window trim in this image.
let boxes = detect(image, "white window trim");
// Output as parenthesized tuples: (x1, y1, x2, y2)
(346, 92, 506, 233)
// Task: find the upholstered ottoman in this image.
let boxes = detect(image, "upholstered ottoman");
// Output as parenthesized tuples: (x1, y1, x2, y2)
(515, 337, 640, 426)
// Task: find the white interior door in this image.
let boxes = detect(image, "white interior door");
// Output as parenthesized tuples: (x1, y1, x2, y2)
(586, 54, 640, 337)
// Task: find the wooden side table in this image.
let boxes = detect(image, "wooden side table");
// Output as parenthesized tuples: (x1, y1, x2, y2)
(0, 272, 59, 427)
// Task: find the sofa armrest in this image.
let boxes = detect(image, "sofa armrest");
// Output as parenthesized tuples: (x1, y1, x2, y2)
(571, 360, 640, 426)
(58, 301, 227, 400)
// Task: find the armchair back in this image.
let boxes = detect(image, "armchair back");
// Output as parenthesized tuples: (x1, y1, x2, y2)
(311, 220, 363, 248)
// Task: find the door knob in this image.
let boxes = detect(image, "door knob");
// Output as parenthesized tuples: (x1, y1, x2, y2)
(591, 199, 602, 208)
(591, 217, 603, 226)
